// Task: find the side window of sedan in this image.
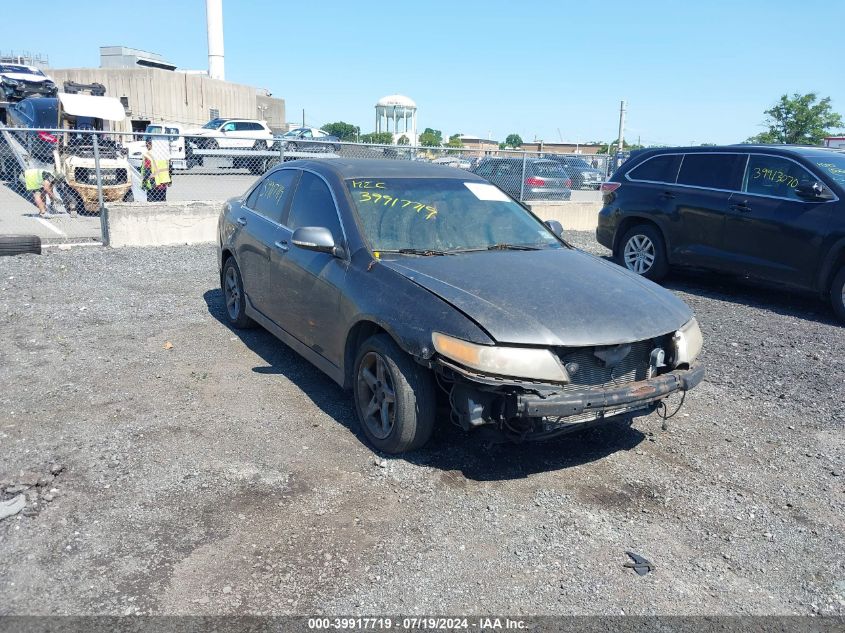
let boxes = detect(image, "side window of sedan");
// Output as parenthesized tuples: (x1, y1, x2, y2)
(743, 155, 816, 201)
(287, 172, 343, 243)
(246, 169, 298, 224)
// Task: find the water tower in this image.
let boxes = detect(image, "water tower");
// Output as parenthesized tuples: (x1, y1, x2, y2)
(375, 94, 417, 144)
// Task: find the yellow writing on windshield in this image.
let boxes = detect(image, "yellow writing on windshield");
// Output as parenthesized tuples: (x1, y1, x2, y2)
(818, 162, 845, 176)
(351, 180, 386, 189)
(359, 192, 437, 219)
(752, 167, 798, 188)
(259, 181, 285, 203)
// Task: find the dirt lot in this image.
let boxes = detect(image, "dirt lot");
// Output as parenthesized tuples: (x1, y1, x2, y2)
(0, 234, 843, 616)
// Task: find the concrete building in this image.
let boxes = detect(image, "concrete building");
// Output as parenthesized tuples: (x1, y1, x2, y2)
(457, 135, 499, 154)
(519, 141, 604, 155)
(47, 46, 285, 134)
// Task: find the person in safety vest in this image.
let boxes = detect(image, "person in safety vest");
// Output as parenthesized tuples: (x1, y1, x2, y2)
(141, 139, 172, 202)
(21, 168, 66, 218)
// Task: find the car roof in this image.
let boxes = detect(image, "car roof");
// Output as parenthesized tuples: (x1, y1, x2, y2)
(285, 158, 488, 180)
(630, 144, 843, 159)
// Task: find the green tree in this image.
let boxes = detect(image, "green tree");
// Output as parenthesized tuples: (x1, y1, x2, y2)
(419, 128, 443, 147)
(446, 133, 463, 148)
(397, 135, 410, 145)
(360, 132, 394, 145)
(505, 133, 523, 148)
(747, 93, 843, 145)
(322, 121, 360, 141)
(595, 140, 642, 154)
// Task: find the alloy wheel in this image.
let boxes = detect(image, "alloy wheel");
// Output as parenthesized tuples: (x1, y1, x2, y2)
(623, 234, 656, 275)
(224, 266, 241, 320)
(356, 352, 396, 440)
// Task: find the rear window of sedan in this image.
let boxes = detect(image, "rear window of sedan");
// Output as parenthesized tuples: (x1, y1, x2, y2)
(345, 178, 562, 253)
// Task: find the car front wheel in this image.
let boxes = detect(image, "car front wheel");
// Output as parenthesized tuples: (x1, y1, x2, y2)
(353, 334, 435, 454)
(831, 266, 845, 322)
(617, 224, 669, 281)
(222, 258, 255, 329)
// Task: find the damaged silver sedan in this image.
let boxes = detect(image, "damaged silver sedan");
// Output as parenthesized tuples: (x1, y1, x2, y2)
(218, 159, 704, 453)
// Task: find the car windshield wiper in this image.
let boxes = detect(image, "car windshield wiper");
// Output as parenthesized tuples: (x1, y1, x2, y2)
(486, 243, 542, 251)
(378, 248, 450, 256)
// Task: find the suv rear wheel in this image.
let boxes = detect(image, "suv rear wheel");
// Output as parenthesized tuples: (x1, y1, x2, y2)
(830, 266, 845, 322)
(353, 334, 435, 454)
(617, 224, 669, 281)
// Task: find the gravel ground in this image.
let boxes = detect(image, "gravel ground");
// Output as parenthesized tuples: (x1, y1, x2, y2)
(0, 234, 843, 616)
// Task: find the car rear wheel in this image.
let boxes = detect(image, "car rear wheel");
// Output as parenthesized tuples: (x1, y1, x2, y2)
(617, 224, 668, 281)
(285, 141, 297, 152)
(353, 334, 435, 454)
(830, 266, 845, 323)
(222, 258, 255, 329)
(253, 140, 267, 150)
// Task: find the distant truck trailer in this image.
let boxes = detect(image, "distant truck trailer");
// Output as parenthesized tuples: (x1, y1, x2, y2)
(824, 136, 845, 149)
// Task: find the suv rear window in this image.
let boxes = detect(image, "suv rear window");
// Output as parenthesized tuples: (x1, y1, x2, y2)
(677, 153, 746, 191)
(627, 154, 682, 183)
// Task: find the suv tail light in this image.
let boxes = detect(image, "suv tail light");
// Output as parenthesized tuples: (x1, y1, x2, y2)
(600, 182, 621, 193)
(525, 176, 545, 187)
(565, 178, 573, 188)
(38, 131, 58, 144)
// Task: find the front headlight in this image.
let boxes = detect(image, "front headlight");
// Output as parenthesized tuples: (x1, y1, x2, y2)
(432, 332, 569, 383)
(2, 77, 20, 86)
(672, 317, 703, 367)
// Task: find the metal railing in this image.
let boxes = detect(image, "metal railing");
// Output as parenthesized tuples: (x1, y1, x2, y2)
(0, 126, 623, 243)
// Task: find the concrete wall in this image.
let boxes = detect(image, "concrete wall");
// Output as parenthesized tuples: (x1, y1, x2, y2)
(106, 201, 221, 247)
(105, 199, 601, 248)
(47, 68, 285, 134)
(526, 201, 602, 232)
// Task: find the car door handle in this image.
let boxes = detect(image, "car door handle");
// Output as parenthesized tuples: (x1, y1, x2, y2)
(730, 202, 751, 212)
(274, 240, 289, 252)
(236, 217, 248, 226)
(660, 191, 675, 199)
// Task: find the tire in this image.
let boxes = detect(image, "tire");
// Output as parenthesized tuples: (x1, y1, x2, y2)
(285, 142, 297, 152)
(205, 138, 219, 150)
(0, 235, 41, 256)
(616, 223, 669, 281)
(830, 266, 845, 323)
(253, 140, 267, 150)
(353, 334, 436, 454)
(221, 258, 255, 329)
(263, 157, 281, 173)
(122, 189, 134, 202)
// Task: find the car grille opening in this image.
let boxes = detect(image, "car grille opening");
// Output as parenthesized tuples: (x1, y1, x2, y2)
(556, 339, 661, 392)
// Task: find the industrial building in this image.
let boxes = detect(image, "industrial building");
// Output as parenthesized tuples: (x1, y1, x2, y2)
(47, 46, 285, 135)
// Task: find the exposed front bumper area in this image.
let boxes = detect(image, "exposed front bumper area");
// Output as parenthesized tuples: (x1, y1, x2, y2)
(439, 359, 704, 440)
(511, 363, 704, 419)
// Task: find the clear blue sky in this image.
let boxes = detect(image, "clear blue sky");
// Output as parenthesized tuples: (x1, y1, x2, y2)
(2, 0, 843, 145)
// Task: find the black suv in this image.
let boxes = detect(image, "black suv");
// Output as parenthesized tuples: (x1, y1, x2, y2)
(597, 146, 845, 321)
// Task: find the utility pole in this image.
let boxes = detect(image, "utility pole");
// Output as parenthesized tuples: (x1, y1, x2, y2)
(617, 100, 626, 157)
(302, 109, 305, 127)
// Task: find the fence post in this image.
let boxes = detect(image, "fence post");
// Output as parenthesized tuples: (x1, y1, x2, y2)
(92, 132, 109, 245)
(519, 152, 527, 201)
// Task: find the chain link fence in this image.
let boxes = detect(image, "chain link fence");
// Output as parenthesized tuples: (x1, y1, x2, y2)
(0, 126, 621, 243)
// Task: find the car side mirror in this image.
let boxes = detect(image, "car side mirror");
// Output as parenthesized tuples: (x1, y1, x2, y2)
(795, 181, 834, 201)
(545, 219, 564, 237)
(291, 226, 344, 257)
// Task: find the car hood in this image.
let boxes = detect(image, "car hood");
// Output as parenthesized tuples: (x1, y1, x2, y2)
(380, 248, 692, 347)
(1, 72, 52, 83)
